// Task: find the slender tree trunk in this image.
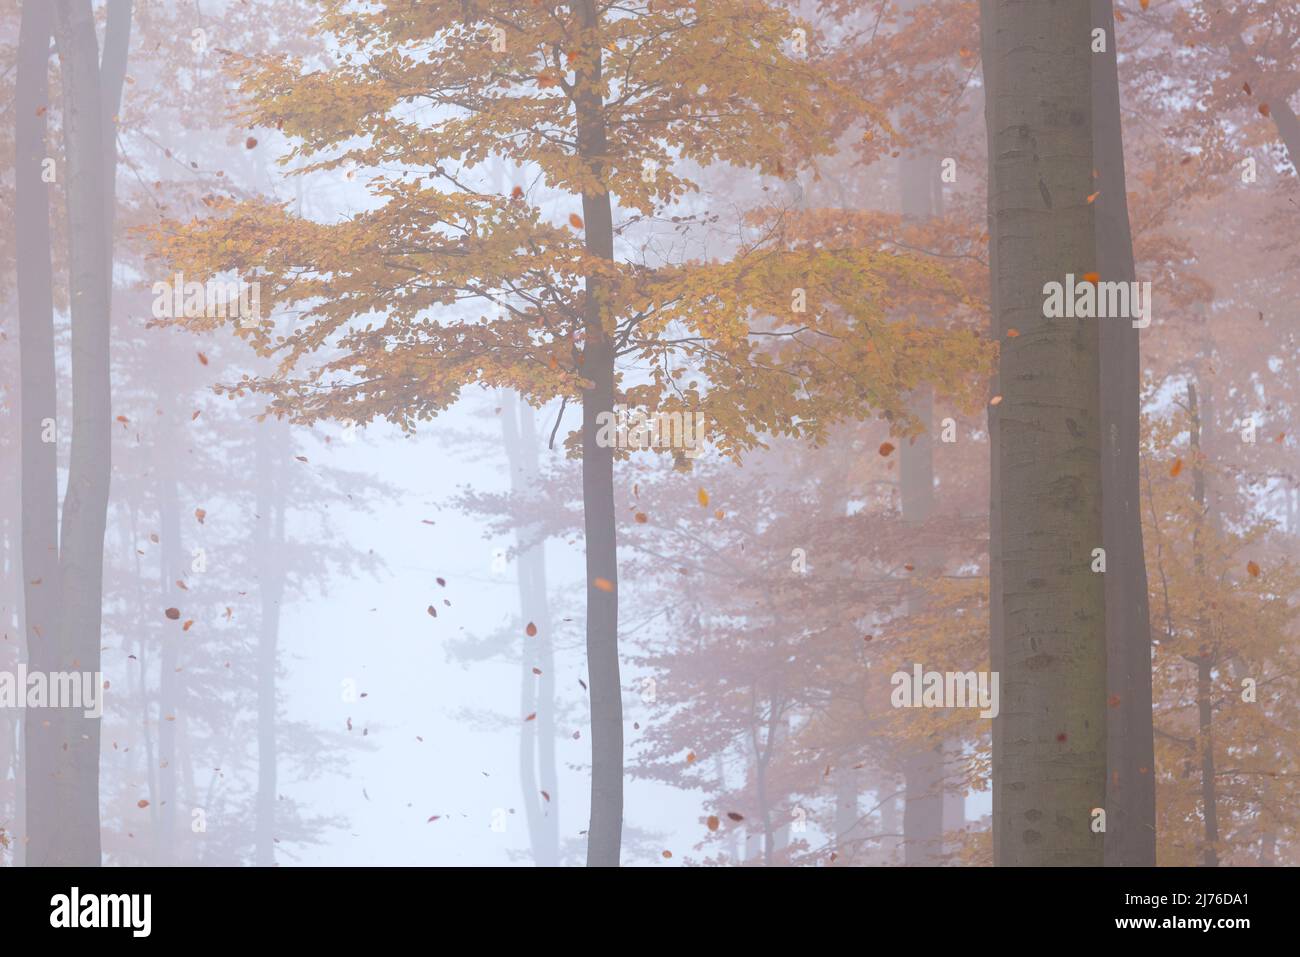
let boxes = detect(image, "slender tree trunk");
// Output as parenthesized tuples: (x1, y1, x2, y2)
(1091, 0, 1156, 868)
(16, 0, 58, 868)
(898, 146, 948, 866)
(1185, 382, 1218, 867)
(573, 0, 622, 868)
(501, 392, 560, 866)
(983, 0, 1106, 866)
(30, 0, 117, 867)
(978, 0, 1006, 868)
(899, 381, 943, 865)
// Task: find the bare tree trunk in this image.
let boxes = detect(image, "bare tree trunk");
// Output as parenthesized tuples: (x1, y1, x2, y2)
(898, 145, 948, 866)
(573, 0, 622, 868)
(500, 392, 560, 866)
(15, 0, 58, 869)
(1185, 382, 1219, 867)
(29, 0, 121, 867)
(982, 0, 1106, 866)
(1091, 0, 1156, 868)
(978, 0, 1007, 868)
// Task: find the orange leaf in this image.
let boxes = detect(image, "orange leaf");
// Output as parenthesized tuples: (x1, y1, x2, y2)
(1260, 103, 1271, 117)
(197, 352, 209, 366)
(164, 607, 180, 620)
(1086, 191, 1101, 204)
(697, 488, 709, 507)
(1169, 458, 1183, 478)
(593, 577, 614, 592)
(1082, 272, 1100, 285)
(878, 442, 895, 456)
(1005, 328, 1019, 338)
(194, 507, 206, 524)
(569, 213, 584, 229)
(707, 815, 720, 831)
(1247, 561, 1261, 577)
(525, 621, 538, 637)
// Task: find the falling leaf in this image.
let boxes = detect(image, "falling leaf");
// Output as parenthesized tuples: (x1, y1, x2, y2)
(164, 608, 180, 620)
(569, 213, 584, 229)
(295, 455, 308, 463)
(137, 799, 150, 809)
(194, 507, 206, 524)
(510, 185, 524, 199)
(525, 622, 538, 637)
(1056, 732, 1068, 743)
(197, 352, 209, 366)
(1086, 191, 1100, 204)
(182, 620, 194, 632)
(1005, 328, 1019, 338)
(1260, 103, 1271, 117)
(634, 512, 648, 523)
(436, 577, 446, 586)
(1247, 561, 1261, 577)
(714, 509, 724, 520)
(686, 751, 697, 764)
(524, 712, 537, 722)
(726, 812, 744, 822)
(427, 605, 437, 617)
(989, 395, 1003, 406)
(245, 136, 258, 149)
(1108, 694, 1122, 708)
(116, 415, 129, 426)
(1082, 271, 1100, 285)
(593, 577, 614, 592)
(1243, 81, 1253, 96)
(532, 667, 542, 675)
(661, 850, 672, 859)
(1170, 458, 1183, 478)
(697, 488, 709, 507)
(427, 815, 440, 822)
(541, 790, 551, 803)
(1140, 0, 1149, 9)
(707, 815, 720, 831)
(903, 563, 915, 572)
(878, 441, 895, 456)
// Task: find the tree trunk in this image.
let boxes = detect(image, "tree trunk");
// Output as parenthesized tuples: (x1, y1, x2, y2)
(29, 0, 120, 867)
(1091, 0, 1156, 868)
(1185, 382, 1218, 867)
(16, 0, 59, 869)
(501, 392, 560, 866)
(982, 0, 1107, 866)
(898, 145, 949, 866)
(978, 0, 1006, 868)
(573, 0, 622, 868)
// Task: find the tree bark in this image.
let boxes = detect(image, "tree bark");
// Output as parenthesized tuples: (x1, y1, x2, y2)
(16, 0, 60, 870)
(1091, 0, 1156, 868)
(983, 0, 1107, 866)
(1185, 382, 1218, 867)
(573, 0, 622, 867)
